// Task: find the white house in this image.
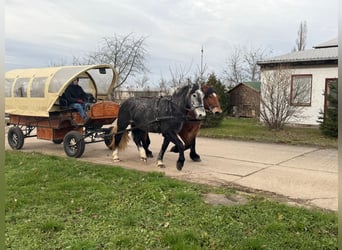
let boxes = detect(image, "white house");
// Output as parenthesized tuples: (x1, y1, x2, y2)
(257, 38, 338, 125)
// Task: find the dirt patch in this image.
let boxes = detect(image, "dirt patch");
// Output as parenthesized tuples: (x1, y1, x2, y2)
(202, 193, 249, 206)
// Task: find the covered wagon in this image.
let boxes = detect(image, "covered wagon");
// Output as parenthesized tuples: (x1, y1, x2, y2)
(5, 64, 120, 157)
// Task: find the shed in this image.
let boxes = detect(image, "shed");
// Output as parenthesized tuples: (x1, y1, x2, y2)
(228, 82, 260, 118)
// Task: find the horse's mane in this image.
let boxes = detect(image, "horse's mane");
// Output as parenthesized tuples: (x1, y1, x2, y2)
(172, 84, 199, 99)
(202, 85, 216, 97)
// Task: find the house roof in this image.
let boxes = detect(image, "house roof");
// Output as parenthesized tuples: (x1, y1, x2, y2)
(257, 38, 338, 65)
(313, 38, 337, 48)
(228, 82, 261, 93)
(243, 82, 261, 91)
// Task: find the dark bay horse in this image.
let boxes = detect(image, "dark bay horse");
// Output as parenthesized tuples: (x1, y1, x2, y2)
(112, 84, 206, 171)
(139, 85, 222, 162)
(171, 85, 222, 161)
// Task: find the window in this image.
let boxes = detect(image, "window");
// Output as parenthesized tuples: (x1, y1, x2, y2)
(5, 78, 14, 97)
(31, 77, 47, 97)
(13, 78, 30, 97)
(290, 75, 312, 106)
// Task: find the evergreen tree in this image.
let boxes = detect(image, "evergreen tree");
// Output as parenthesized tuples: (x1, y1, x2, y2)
(201, 73, 227, 128)
(206, 73, 228, 112)
(318, 80, 338, 137)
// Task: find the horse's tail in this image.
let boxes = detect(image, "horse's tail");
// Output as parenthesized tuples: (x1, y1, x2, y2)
(108, 119, 130, 151)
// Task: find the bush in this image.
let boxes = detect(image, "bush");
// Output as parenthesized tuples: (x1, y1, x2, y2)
(201, 113, 224, 128)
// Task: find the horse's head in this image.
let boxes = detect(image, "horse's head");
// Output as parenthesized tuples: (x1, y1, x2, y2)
(172, 84, 206, 120)
(188, 84, 206, 120)
(202, 85, 223, 117)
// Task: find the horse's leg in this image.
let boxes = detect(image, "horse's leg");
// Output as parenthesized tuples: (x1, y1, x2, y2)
(132, 129, 147, 162)
(156, 136, 170, 168)
(170, 142, 190, 153)
(189, 137, 201, 162)
(112, 118, 129, 162)
(143, 132, 153, 158)
(112, 132, 123, 162)
(170, 122, 199, 153)
(165, 131, 186, 171)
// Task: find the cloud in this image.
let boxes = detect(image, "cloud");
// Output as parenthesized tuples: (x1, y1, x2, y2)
(5, 0, 338, 83)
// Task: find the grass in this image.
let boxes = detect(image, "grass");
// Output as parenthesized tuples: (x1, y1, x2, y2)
(199, 117, 337, 148)
(5, 151, 337, 249)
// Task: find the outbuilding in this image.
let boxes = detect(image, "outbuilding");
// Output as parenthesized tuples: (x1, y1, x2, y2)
(228, 82, 260, 118)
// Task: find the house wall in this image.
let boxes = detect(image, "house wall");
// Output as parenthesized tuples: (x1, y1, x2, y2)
(260, 64, 338, 125)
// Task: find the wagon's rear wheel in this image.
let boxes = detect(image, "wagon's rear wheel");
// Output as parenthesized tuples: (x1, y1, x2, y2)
(63, 131, 85, 158)
(8, 126, 25, 150)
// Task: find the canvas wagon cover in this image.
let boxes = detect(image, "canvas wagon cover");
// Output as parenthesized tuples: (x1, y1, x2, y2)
(5, 64, 118, 117)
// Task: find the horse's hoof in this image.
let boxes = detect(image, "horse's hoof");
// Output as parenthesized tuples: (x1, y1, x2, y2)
(176, 161, 184, 171)
(190, 156, 201, 162)
(141, 157, 147, 163)
(190, 153, 201, 162)
(113, 158, 121, 163)
(157, 160, 165, 168)
(146, 151, 154, 158)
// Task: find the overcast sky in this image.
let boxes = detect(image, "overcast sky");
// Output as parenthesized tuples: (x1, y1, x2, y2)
(5, 0, 338, 86)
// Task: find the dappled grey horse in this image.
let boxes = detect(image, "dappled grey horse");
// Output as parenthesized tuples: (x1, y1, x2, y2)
(112, 84, 206, 170)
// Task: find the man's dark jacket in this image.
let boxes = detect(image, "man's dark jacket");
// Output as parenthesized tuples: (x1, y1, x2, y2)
(64, 83, 88, 104)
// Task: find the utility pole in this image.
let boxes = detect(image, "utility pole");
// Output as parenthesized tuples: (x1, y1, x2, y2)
(200, 45, 204, 82)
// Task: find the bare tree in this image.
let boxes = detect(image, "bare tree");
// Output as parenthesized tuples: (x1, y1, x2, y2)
(224, 45, 271, 88)
(47, 58, 68, 67)
(293, 21, 307, 52)
(260, 67, 304, 130)
(168, 62, 193, 88)
(158, 76, 169, 95)
(134, 74, 150, 90)
(223, 47, 245, 88)
(74, 33, 149, 89)
(243, 46, 270, 81)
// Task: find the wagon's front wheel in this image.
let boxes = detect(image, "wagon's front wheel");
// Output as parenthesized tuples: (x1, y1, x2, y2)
(8, 126, 25, 150)
(63, 131, 85, 158)
(104, 126, 114, 149)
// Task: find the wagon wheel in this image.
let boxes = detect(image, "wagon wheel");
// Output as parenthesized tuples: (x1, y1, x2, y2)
(8, 126, 25, 150)
(104, 126, 114, 149)
(63, 131, 85, 158)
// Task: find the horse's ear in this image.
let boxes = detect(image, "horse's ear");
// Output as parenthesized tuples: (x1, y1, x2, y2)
(197, 81, 202, 90)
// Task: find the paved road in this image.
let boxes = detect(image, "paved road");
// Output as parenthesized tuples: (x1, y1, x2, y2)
(5, 132, 338, 211)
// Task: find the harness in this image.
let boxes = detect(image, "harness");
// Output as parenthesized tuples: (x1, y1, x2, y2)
(151, 96, 188, 124)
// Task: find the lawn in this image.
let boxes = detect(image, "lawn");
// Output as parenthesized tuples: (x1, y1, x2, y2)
(5, 151, 337, 249)
(200, 117, 337, 148)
